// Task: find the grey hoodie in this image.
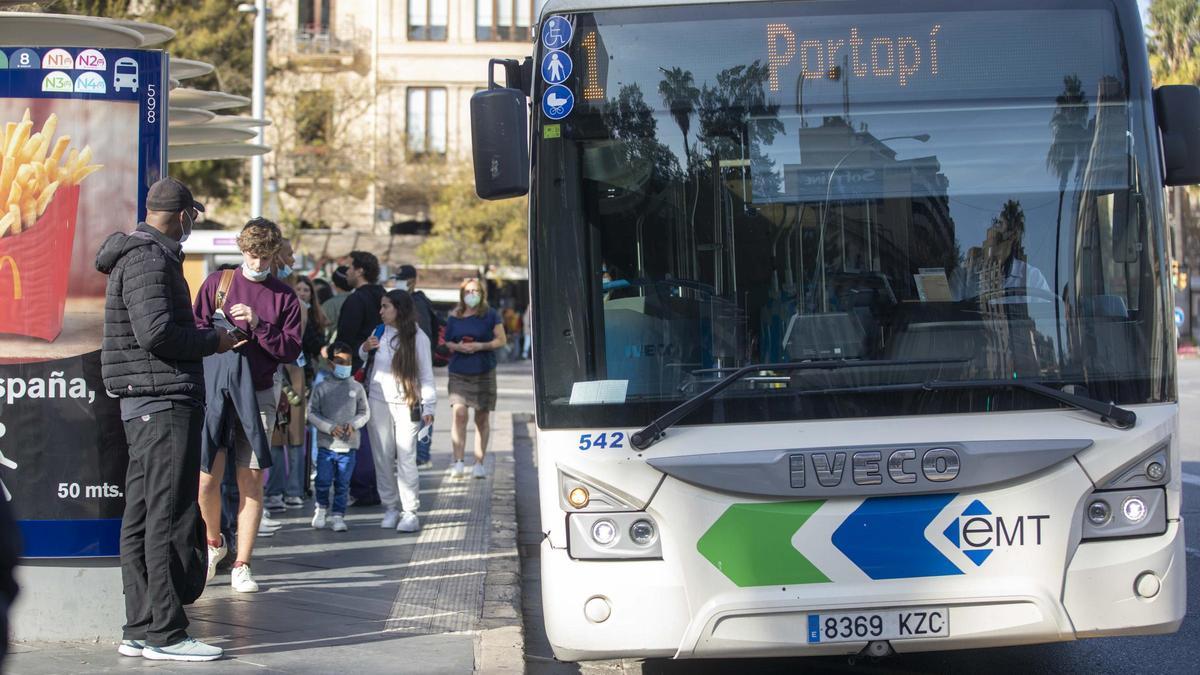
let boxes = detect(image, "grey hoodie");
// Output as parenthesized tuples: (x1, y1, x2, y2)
(307, 376, 370, 451)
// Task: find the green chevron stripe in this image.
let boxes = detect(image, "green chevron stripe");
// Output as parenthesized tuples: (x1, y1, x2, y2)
(697, 501, 830, 587)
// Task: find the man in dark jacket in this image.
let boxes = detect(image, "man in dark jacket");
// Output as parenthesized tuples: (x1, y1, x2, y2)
(0, 495, 18, 668)
(96, 178, 238, 662)
(394, 264, 441, 468)
(337, 251, 384, 371)
(337, 251, 384, 504)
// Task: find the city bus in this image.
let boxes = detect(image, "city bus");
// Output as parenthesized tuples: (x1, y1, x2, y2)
(471, 0, 1200, 661)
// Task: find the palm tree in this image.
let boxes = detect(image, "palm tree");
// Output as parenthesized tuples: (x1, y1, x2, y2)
(1045, 75, 1089, 362)
(658, 67, 700, 173)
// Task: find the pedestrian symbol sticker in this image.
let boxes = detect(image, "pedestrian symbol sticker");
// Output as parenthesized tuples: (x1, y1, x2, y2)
(542, 15, 573, 50)
(542, 51, 573, 84)
(542, 84, 574, 120)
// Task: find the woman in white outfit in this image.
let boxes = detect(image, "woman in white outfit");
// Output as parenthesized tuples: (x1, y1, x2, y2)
(360, 289, 436, 533)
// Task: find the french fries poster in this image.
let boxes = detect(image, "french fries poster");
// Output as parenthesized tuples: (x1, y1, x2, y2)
(0, 48, 164, 558)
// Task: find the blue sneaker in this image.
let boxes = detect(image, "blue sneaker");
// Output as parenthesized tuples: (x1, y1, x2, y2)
(142, 638, 223, 662)
(117, 639, 144, 657)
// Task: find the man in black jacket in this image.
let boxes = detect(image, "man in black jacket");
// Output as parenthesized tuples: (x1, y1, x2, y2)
(337, 251, 384, 371)
(394, 264, 442, 468)
(95, 178, 238, 662)
(336, 251, 384, 505)
(0, 495, 18, 668)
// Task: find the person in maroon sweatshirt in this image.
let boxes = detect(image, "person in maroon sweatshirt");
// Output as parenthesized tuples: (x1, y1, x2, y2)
(193, 218, 303, 593)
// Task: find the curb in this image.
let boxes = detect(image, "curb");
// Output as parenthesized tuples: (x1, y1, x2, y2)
(476, 411, 527, 673)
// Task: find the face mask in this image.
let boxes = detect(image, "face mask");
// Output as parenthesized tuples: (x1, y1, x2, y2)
(398, 280, 411, 292)
(242, 263, 270, 282)
(180, 211, 194, 243)
(464, 292, 482, 308)
(277, 264, 293, 279)
(301, 299, 311, 310)
(333, 364, 353, 379)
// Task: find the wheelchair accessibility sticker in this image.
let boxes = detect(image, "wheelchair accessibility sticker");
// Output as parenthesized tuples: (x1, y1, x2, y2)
(542, 15, 573, 50)
(542, 84, 574, 120)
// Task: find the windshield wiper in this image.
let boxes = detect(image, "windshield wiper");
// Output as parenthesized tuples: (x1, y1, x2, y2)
(629, 359, 955, 450)
(919, 378, 1136, 430)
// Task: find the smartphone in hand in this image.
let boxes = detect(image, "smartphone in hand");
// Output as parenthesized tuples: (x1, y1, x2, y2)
(213, 309, 251, 342)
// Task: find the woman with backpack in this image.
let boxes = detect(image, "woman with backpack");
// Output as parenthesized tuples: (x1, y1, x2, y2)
(360, 290, 435, 533)
(445, 278, 506, 479)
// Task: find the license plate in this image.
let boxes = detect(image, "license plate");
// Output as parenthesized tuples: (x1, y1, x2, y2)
(807, 607, 950, 643)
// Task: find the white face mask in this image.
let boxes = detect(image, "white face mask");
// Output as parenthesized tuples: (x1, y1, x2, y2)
(464, 292, 482, 308)
(180, 211, 194, 243)
(398, 280, 411, 292)
(242, 262, 270, 282)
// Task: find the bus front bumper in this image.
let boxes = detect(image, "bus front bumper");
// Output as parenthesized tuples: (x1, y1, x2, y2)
(540, 521, 1185, 661)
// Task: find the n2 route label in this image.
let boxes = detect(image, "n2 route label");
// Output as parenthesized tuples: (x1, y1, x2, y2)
(578, 432, 626, 451)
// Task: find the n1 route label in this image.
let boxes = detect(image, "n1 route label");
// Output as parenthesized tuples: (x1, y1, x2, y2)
(57, 482, 123, 499)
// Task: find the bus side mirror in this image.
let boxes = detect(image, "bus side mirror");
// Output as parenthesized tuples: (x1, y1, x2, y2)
(1153, 85, 1200, 186)
(470, 60, 529, 200)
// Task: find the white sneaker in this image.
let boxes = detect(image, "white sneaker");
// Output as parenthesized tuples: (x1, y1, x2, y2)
(331, 515, 348, 532)
(449, 460, 465, 478)
(396, 512, 420, 533)
(231, 564, 259, 593)
(380, 508, 400, 529)
(311, 506, 327, 529)
(264, 494, 286, 511)
(117, 639, 144, 657)
(206, 536, 227, 582)
(472, 462, 487, 479)
(261, 513, 283, 529)
(142, 638, 222, 662)
(284, 496, 304, 509)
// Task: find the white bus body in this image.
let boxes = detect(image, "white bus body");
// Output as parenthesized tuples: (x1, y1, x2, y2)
(471, 0, 1200, 661)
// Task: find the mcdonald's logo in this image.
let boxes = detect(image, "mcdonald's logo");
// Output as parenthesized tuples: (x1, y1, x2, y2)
(0, 256, 21, 300)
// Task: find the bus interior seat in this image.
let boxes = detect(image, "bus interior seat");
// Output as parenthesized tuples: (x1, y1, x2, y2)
(831, 272, 897, 354)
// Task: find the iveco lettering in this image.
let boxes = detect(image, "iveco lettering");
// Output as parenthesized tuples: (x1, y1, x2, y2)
(471, 0, 1198, 663)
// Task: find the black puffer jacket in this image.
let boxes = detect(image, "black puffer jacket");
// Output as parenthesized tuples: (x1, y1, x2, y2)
(95, 223, 219, 400)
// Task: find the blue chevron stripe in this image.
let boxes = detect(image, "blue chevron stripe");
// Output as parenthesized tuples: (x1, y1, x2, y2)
(833, 495, 963, 580)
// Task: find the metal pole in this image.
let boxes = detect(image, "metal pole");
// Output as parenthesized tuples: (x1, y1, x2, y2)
(250, 0, 267, 217)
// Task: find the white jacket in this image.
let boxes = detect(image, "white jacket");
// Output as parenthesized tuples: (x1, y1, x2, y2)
(360, 324, 436, 417)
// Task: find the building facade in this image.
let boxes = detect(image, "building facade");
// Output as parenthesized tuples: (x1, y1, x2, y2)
(266, 0, 542, 252)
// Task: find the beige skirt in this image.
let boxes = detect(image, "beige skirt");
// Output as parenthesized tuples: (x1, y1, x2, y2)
(448, 370, 497, 411)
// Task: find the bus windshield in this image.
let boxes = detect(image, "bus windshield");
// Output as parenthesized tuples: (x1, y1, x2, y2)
(533, 0, 1173, 429)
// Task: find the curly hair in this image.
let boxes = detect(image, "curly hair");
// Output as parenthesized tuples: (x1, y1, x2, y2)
(237, 217, 283, 258)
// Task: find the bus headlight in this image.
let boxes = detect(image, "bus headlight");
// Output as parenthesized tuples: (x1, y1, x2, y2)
(591, 519, 618, 546)
(630, 520, 657, 546)
(1122, 496, 1147, 523)
(1082, 488, 1166, 541)
(1087, 499, 1111, 526)
(569, 512, 663, 560)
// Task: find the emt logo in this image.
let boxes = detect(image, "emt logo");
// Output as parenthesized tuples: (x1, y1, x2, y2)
(943, 499, 1049, 566)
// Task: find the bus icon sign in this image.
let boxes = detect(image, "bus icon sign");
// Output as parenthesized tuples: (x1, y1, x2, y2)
(113, 57, 139, 93)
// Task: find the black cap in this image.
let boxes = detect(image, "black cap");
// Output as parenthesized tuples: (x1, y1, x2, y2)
(146, 177, 205, 214)
(395, 264, 417, 280)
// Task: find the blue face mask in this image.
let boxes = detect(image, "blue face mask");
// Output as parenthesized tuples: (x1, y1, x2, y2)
(276, 264, 293, 279)
(242, 262, 270, 282)
(333, 364, 353, 380)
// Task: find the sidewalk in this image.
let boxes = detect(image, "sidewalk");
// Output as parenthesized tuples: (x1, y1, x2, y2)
(8, 397, 526, 673)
